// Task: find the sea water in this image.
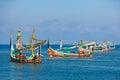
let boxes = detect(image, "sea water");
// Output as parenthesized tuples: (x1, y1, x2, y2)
(0, 44, 120, 80)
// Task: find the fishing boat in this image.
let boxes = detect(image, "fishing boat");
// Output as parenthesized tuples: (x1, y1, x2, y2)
(77, 40, 115, 52)
(10, 28, 46, 63)
(47, 40, 93, 58)
(91, 40, 115, 52)
(102, 40, 115, 51)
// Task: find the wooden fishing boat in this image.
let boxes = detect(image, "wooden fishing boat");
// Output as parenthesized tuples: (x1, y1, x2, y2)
(48, 47, 93, 57)
(47, 40, 93, 58)
(91, 41, 115, 52)
(78, 40, 115, 52)
(10, 29, 46, 63)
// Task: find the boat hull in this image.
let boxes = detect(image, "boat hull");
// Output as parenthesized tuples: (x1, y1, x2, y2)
(47, 47, 93, 58)
(10, 53, 41, 63)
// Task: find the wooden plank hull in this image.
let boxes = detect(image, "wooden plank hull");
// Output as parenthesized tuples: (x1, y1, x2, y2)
(10, 53, 41, 63)
(47, 47, 93, 58)
(93, 48, 115, 52)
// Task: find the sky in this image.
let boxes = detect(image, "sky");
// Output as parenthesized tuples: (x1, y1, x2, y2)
(0, 0, 120, 44)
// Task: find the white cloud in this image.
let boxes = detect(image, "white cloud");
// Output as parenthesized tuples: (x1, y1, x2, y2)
(45, 21, 100, 33)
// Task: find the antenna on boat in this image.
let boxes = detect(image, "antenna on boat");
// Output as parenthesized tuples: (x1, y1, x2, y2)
(10, 32, 12, 52)
(60, 40, 62, 49)
(38, 45, 41, 56)
(47, 38, 50, 48)
(80, 39, 83, 44)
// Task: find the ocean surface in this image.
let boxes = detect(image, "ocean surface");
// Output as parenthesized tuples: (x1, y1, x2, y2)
(0, 44, 120, 80)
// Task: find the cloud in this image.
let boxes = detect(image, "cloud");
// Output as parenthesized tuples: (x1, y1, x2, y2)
(38, 19, 101, 33)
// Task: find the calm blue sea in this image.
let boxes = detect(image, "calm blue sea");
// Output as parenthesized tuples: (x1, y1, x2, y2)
(0, 44, 120, 80)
